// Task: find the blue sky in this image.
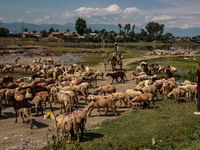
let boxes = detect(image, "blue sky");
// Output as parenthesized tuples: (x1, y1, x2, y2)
(0, 0, 200, 29)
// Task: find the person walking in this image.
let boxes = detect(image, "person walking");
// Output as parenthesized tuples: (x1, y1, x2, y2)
(194, 63, 200, 115)
(113, 42, 118, 59)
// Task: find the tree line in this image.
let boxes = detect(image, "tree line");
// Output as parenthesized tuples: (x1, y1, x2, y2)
(0, 17, 198, 43)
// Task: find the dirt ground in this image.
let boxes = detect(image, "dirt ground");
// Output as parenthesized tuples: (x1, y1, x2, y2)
(0, 50, 163, 150)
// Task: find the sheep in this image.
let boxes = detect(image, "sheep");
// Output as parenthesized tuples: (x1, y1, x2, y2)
(134, 75, 149, 84)
(8, 96, 33, 129)
(157, 65, 165, 74)
(153, 79, 165, 90)
(178, 85, 197, 101)
(128, 93, 155, 109)
(22, 64, 30, 71)
(136, 65, 143, 72)
(131, 71, 146, 80)
(106, 70, 127, 84)
(135, 80, 146, 90)
(55, 90, 72, 114)
(160, 80, 179, 99)
(85, 95, 117, 116)
(94, 70, 104, 80)
(74, 82, 89, 103)
(14, 64, 22, 70)
(48, 57, 54, 64)
(43, 112, 79, 143)
(5, 89, 15, 104)
(2, 65, 14, 72)
(167, 87, 187, 103)
(141, 85, 158, 100)
(168, 65, 177, 73)
(35, 91, 51, 111)
(125, 89, 142, 100)
(55, 86, 78, 108)
(29, 96, 43, 116)
(72, 109, 87, 140)
(94, 84, 116, 95)
(110, 92, 128, 108)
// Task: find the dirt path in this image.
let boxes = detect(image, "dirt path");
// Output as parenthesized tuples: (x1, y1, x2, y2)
(0, 52, 182, 150)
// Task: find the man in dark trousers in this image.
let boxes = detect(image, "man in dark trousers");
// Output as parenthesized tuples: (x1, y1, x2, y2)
(194, 63, 200, 115)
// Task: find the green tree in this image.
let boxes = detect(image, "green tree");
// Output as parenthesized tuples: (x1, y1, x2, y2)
(118, 23, 122, 35)
(145, 22, 165, 41)
(24, 28, 28, 32)
(48, 27, 55, 34)
(66, 29, 70, 32)
(41, 30, 48, 37)
(129, 24, 135, 41)
(0, 27, 9, 37)
(139, 29, 147, 41)
(75, 17, 87, 35)
(55, 29, 59, 32)
(32, 30, 37, 33)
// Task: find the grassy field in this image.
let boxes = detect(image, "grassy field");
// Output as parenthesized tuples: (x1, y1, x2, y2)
(42, 99, 200, 150)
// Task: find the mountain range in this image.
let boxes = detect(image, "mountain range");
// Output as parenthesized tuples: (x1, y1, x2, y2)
(0, 21, 199, 37)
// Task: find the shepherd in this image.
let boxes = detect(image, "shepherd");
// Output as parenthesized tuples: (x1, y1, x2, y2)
(113, 42, 118, 59)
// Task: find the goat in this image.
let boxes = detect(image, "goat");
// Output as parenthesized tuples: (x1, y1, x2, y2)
(9, 96, 33, 129)
(106, 70, 127, 84)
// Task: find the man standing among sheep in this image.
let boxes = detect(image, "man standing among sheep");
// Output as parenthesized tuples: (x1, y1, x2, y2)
(194, 63, 200, 115)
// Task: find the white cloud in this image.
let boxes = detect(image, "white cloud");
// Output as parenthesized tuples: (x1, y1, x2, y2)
(124, 7, 140, 14)
(58, 4, 143, 26)
(34, 15, 50, 24)
(151, 15, 177, 22)
(0, 17, 4, 21)
(3, 2, 199, 29)
(26, 10, 31, 13)
(17, 18, 23, 22)
(44, 16, 50, 20)
(106, 4, 120, 12)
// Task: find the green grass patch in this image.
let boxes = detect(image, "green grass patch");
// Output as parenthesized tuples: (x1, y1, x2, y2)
(43, 99, 200, 150)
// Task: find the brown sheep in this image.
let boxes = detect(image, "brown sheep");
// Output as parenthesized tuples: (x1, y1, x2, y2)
(9, 96, 33, 129)
(35, 91, 51, 111)
(2, 65, 14, 72)
(168, 87, 187, 103)
(72, 109, 87, 140)
(43, 112, 79, 143)
(85, 95, 117, 116)
(94, 84, 116, 95)
(128, 93, 155, 109)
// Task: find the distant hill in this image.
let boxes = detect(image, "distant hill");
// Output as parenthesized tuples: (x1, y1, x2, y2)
(0, 21, 199, 37)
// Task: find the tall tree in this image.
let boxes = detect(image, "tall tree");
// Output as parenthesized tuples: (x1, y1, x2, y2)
(48, 27, 55, 34)
(145, 22, 165, 41)
(118, 23, 122, 35)
(41, 30, 48, 37)
(0, 27, 9, 37)
(32, 30, 37, 33)
(75, 17, 87, 35)
(129, 24, 135, 41)
(24, 28, 28, 32)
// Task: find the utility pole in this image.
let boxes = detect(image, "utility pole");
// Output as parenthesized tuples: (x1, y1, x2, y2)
(22, 21, 24, 34)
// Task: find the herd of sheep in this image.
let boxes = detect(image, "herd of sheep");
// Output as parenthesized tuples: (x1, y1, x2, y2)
(0, 56, 197, 144)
